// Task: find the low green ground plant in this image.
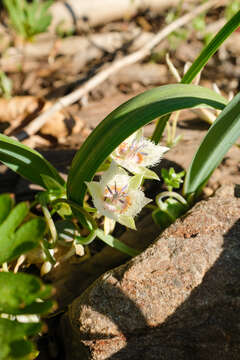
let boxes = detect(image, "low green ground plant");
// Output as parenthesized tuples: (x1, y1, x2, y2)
(0, 194, 53, 360)
(0, 72, 12, 99)
(3, 0, 53, 41)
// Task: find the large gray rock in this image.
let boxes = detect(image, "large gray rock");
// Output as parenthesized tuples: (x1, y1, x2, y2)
(61, 185, 240, 359)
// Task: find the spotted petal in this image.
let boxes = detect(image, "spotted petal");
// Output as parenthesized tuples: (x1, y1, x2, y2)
(111, 129, 168, 177)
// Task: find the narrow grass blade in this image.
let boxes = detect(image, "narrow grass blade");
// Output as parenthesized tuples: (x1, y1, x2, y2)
(184, 92, 240, 200)
(152, 10, 240, 144)
(181, 10, 240, 84)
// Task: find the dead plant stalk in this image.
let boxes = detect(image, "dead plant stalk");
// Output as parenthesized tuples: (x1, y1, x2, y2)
(22, 0, 220, 138)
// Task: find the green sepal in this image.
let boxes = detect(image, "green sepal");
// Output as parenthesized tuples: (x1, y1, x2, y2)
(137, 167, 159, 180)
(41, 174, 65, 192)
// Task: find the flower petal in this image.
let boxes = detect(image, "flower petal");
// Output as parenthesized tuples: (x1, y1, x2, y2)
(118, 215, 136, 230)
(85, 181, 101, 199)
(111, 130, 169, 174)
(138, 140, 168, 168)
(85, 181, 108, 216)
(129, 174, 143, 189)
(86, 159, 152, 229)
(124, 190, 151, 217)
(101, 161, 128, 189)
(136, 167, 160, 180)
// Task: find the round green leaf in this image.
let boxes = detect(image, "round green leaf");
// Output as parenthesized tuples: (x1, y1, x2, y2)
(0, 272, 52, 315)
(0, 318, 40, 360)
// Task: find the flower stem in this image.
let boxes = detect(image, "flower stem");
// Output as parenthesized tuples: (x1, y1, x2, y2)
(52, 198, 98, 230)
(95, 229, 140, 257)
(42, 204, 58, 246)
(156, 191, 188, 208)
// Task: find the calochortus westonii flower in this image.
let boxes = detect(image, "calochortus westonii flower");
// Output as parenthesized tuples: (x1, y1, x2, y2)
(85, 161, 151, 229)
(111, 129, 169, 179)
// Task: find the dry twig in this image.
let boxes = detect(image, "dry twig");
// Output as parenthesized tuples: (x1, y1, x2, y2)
(18, 0, 220, 140)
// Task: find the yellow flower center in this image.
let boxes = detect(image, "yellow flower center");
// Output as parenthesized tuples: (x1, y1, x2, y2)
(116, 140, 147, 165)
(103, 183, 131, 213)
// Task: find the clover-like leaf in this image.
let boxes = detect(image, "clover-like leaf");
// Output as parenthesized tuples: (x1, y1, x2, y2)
(0, 271, 54, 360)
(0, 194, 46, 265)
(0, 272, 53, 315)
(0, 318, 40, 360)
(161, 167, 185, 192)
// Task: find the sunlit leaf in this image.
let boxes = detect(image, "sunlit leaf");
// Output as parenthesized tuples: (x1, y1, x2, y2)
(184, 92, 240, 200)
(0, 318, 40, 360)
(67, 84, 227, 205)
(0, 272, 52, 315)
(0, 199, 46, 264)
(0, 134, 64, 189)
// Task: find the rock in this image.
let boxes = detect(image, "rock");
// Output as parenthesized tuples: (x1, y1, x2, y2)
(61, 185, 240, 359)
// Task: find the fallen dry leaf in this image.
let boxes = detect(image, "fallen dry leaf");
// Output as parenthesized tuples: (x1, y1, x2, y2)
(0, 96, 41, 123)
(0, 96, 75, 139)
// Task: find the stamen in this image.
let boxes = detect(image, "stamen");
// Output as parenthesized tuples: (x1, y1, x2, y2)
(120, 184, 128, 193)
(107, 185, 113, 194)
(103, 182, 131, 214)
(130, 139, 137, 150)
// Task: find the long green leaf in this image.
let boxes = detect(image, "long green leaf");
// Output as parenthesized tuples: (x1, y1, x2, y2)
(0, 134, 64, 188)
(152, 10, 240, 143)
(181, 10, 240, 84)
(67, 84, 227, 204)
(184, 92, 240, 199)
(95, 229, 139, 257)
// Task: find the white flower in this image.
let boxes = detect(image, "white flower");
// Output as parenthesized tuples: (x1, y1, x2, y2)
(111, 129, 169, 179)
(85, 161, 151, 229)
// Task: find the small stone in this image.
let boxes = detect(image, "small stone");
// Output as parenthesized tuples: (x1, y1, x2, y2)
(203, 186, 213, 197)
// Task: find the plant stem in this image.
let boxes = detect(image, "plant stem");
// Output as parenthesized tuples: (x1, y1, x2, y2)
(52, 198, 98, 230)
(95, 229, 140, 257)
(156, 191, 188, 208)
(42, 204, 57, 246)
